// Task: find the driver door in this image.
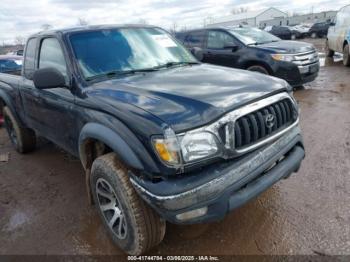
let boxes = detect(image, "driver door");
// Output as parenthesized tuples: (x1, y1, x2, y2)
(203, 30, 240, 67)
(34, 37, 78, 153)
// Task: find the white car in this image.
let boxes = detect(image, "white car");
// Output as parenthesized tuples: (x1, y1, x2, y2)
(291, 25, 311, 35)
(327, 4, 350, 66)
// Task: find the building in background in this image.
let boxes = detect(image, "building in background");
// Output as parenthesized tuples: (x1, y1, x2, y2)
(259, 11, 337, 28)
(0, 44, 24, 55)
(208, 7, 287, 27)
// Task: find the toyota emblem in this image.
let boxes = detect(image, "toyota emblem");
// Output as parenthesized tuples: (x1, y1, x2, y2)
(265, 114, 275, 128)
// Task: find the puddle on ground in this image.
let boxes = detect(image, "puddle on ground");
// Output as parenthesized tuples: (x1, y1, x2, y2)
(68, 210, 122, 255)
(4, 210, 30, 232)
(318, 52, 343, 67)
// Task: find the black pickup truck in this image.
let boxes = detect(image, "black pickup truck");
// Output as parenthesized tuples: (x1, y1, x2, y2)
(0, 25, 305, 255)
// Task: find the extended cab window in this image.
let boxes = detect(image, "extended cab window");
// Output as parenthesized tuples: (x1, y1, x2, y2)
(207, 31, 235, 49)
(39, 38, 67, 79)
(23, 38, 37, 79)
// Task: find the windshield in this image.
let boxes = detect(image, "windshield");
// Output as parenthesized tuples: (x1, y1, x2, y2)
(69, 27, 197, 80)
(229, 27, 280, 45)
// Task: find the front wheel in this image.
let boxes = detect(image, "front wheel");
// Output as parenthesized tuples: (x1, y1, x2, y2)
(91, 153, 166, 255)
(291, 34, 296, 40)
(247, 65, 270, 75)
(343, 44, 350, 67)
(311, 32, 317, 39)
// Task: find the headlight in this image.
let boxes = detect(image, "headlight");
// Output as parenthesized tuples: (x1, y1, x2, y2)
(180, 131, 219, 162)
(271, 54, 295, 62)
(153, 128, 220, 166)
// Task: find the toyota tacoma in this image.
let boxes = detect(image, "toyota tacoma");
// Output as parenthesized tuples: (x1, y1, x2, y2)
(0, 25, 305, 255)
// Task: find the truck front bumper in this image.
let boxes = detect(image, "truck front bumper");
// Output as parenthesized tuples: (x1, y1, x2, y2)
(130, 126, 304, 225)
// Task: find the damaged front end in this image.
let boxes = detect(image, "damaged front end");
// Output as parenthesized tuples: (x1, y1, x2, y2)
(130, 125, 305, 224)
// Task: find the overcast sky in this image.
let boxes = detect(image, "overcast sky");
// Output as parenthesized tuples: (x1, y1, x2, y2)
(0, 0, 348, 44)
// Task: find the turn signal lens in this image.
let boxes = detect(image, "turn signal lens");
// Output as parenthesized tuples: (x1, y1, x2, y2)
(153, 128, 181, 166)
(154, 141, 178, 163)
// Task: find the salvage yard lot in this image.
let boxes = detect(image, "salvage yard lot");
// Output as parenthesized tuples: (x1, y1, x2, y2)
(0, 38, 350, 256)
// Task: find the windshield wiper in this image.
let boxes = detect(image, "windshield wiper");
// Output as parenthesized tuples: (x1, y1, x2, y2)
(153, 61, 200, 70)
(85, 68, 159, 81)
(85, 62, 199, 81)
(248, 40, 280, 46)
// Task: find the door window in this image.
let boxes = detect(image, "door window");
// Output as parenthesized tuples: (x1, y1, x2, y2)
(185, 31, 205, 48)
(39, 38, 67, 79)
(207, 31, 235, 49)
(23, 38, 37, 79)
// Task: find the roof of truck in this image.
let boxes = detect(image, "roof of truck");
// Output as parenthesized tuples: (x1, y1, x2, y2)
(30, 24, 157, 37)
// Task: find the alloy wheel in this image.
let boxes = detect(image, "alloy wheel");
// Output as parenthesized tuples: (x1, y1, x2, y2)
(96, 178, 127, 239)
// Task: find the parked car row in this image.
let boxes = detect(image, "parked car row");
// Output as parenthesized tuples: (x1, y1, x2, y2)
(176, 26, 320, 87)
(264, 25, 301, 40)
(6, 49, 24, 56)
(264, 22, 331, 40)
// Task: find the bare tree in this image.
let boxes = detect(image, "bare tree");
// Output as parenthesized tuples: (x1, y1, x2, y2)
(137, 19, 148, 25)
(231, 7, 249, 15)
(77, 18, 88, 26)
(14, 36, 25, 45)
(171, 22, 177, 33)
(41, 24, 53, 30)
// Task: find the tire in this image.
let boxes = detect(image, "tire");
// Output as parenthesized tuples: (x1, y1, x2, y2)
(247, 65, 270, 75)
(3, 106, 36, 153)
(311, 32, 317, 39)
(325, 40, 334, 57)
(91, 153, 166, 255)
(343, 44, 350, 67)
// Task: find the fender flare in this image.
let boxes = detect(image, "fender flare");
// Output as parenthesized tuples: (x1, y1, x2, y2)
(79, 122, 144, 171)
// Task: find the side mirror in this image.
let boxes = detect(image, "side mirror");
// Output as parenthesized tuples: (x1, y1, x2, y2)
(224, 44, 239, 52)
(33, 68, 66, 90)
(191, 47, 204, 61)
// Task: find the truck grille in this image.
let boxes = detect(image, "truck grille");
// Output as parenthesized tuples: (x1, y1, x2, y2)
(233, 99, 297, 149)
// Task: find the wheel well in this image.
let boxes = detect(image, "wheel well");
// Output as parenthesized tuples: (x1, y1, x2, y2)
(79, 138, 115, 205)
(244, 61, 273, 75)
(80, 138, 112, 171)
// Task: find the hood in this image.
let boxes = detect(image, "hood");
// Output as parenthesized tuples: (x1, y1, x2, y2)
(257, 40, 315, 54)
(86, 64, 289, 132)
